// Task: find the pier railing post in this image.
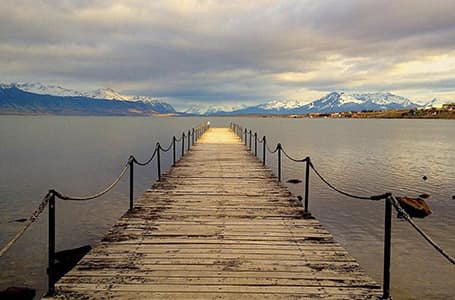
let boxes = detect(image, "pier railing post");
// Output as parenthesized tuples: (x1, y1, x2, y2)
(304, 158, 310, 213)
(244, 129, 247, 145)
(382, 197, 392, 299)
(277, 143, 282, 182)
(254, 132, 257, 157)
(192, 128, 195, 145)
(249, 130, 252, 151)
(172, 136, 176, 166)
(187, 130, 191, 151)
(157, 143, 161, 181)
(47, 192, 56, 296)
(129, 157, 134, 211)
(262, 136, 266, 165)
(182, 132, 185, 156)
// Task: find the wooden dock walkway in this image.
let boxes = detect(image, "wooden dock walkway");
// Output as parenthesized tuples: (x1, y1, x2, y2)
(50, 128, 382, 299)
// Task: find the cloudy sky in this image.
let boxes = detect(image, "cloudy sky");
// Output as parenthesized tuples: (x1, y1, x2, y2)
(1, 0, 455, 109)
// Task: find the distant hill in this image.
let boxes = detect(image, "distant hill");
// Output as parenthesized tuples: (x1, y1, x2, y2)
(207, 92, 419, 115)
(0, 83, 176, 116)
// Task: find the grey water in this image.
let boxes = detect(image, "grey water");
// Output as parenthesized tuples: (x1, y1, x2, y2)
(0, 116, 454, 299)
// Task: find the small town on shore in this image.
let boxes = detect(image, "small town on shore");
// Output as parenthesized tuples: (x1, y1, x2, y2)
(259, 103, 455, 119)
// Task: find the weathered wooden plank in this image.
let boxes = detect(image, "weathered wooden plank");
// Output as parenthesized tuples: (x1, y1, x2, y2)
(48, 128, 381, 299)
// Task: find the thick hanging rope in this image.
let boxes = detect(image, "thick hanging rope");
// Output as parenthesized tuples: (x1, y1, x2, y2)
(280, 147, 310, 163)
(266, 143, 279, 154)
(389, 196, 455, 265)
(55, 162, 130, 201)
(132, 146, 158, 166)
(309, 161, 390, 201)
(159, 142, 173, 152)
(0, 191, 52, 257)
(0, 125, 208, 258)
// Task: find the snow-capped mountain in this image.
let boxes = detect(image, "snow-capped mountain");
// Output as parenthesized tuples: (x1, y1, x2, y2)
(183, 104, 246, 115)
(298, 92, 417, 113)
(4, 82, 166, 102)
(216, 92, 418, 115)
(421, 98, 454, 109)
(0, 83, 176, 115)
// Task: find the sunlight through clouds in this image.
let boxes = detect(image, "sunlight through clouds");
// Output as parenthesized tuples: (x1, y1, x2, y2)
(0, 0, 454, 106)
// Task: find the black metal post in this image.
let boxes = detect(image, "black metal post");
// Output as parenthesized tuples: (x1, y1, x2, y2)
(254, 132, 257, 157)
(129, 159, 134, 211)
(277, 143, 282, 182)
(249, 130, 252, 151)
(157, 143, 161, 181)
(182, 132, 185, 156)
(47, 192, 56, 296)
(244, 129, 247, 145)
(262, 136, 266, 165)
(187, 130, 191, 151)
(304, 158, 310, 213)
(192, 128, 195, 145)
(382, 197, 392, 299)
(172, 136, 176, 166)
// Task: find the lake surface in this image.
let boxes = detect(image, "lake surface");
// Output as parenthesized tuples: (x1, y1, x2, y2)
(0, 116, 454, 299)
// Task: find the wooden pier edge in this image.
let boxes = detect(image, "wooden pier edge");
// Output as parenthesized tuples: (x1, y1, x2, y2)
(45, 128, 382, 299)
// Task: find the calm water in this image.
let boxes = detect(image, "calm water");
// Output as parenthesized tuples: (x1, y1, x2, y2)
(0, 116, 454, 299)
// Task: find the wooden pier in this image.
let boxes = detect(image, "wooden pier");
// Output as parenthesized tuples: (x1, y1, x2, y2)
(49, 128, 382, 299)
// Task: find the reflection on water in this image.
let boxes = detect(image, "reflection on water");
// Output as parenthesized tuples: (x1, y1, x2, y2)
(0, 116, 454, 299)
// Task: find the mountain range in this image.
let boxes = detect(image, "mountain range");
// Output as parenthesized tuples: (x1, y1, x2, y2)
(193, 92, 421, 115)
(0, 83, 175, 115)
(1, 82, 452, 116)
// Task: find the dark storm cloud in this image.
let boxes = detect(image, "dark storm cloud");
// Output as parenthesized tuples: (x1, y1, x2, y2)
(1, 0, 454, 104)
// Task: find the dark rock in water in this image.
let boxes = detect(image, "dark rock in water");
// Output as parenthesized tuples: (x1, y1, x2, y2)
(0, 287, 35, 300)
(287, 179, 302, 184)
(397, 196, 432, 218)
(422, 175, 428, 181)
(51, 245, 92, 284)
(8, 218, 27, 223)
(418, 193, 430, 199)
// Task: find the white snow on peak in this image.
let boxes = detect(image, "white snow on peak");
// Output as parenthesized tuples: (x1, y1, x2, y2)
(421, 98, 454, 109)
(351, 92, 412, 106)
(259, 99, 307, 110)
(183, 103, 246, 115)
(3, 82, 165, 104)
(338, 92, 364, 105)
(7, 82, 87, 97)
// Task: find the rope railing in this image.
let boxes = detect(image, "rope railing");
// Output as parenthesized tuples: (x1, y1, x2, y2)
(389, 195, 455, 264)
(131, 146, 158, 166)
(0, 122, 210, 296)
(230, 122, 454, 300)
